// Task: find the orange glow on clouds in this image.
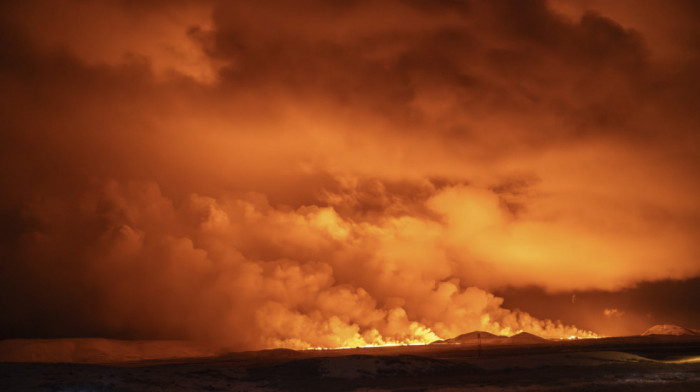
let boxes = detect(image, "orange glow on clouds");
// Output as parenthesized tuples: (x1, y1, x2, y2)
(0, 0, 698, 348)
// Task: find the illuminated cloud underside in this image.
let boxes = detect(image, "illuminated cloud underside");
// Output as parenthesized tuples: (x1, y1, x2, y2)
(0, 0, 698, 348)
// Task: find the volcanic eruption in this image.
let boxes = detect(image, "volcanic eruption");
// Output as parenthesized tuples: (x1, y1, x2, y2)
(0, 0, 698, 354)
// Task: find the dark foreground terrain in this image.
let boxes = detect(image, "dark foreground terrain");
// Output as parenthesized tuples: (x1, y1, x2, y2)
(1, 336, 699, 391)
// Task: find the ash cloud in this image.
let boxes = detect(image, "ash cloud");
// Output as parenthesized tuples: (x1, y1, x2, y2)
(0, 0, 699, 345)
(0, 181, 596, 347)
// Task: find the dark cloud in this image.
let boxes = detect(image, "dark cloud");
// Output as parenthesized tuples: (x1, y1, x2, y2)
(206, 0, 655, 142)
(497, 278, 700, 336)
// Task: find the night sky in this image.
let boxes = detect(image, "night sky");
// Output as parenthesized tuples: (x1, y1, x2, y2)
(0, 0, 698, 349)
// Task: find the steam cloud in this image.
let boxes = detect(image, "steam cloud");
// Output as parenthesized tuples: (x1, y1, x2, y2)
(0, 0, 698, 346)
(8, 181, 597, 348)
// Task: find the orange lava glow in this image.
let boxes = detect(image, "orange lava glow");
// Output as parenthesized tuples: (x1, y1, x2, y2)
(0, 0, 698, 349)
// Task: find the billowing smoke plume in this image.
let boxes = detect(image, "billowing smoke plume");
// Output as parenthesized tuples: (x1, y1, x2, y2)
(1, 0, 699, 345)
(5, 180, 596, 349)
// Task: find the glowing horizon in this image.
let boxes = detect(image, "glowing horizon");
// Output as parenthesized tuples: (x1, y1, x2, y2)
(0, 0, 698, 350)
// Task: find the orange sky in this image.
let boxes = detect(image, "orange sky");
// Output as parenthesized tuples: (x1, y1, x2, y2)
(0, 0, 698, 348)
